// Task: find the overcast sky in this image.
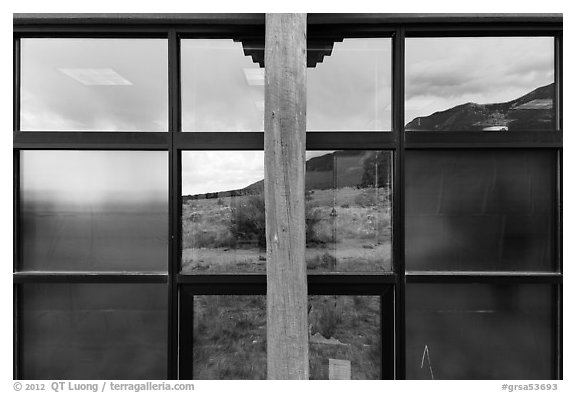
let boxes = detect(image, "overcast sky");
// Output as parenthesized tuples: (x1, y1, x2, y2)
(21, 39, 168, 131)
(405, 37, 554, 124)
(181, 151, 335, 195)
(21, 37, 554, 196)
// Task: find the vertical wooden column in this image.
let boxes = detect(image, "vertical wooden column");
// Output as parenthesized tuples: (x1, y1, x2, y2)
(264, 13, 308, 380)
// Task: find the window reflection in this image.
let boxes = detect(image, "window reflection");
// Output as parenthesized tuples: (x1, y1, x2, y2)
(405, 150, 555, 271)
(181, 150, 393, 273)
(20, 151, 169, 272)
(181, 151, 265, 273)
(192, 295, 381, 380)
(305, 151, 392, 272)
(309, 296, 381, 380)
(308, 38, 392, 131)
(405, 37, 555, 131)
(406, 284, 553, 379)
(20, 39, 168, 131)
(22, 284, 167, 379)
(181, 40, 265, 132)
(193, 295, 266, 379)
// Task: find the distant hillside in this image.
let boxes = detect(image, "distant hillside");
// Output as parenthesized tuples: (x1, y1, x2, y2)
(405, 83, 554, 131)
(183, 151, 391, 200)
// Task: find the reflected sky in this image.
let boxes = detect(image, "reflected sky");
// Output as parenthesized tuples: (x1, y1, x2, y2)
(20, 39, 168, 131)
(20, 37, 553, 132)
(308, 38, 392, 131)
(181, 40, 264, 132)
(182, 150, 391, 196)
(405, 37, 554, 125)
(182, 151, 264, 195)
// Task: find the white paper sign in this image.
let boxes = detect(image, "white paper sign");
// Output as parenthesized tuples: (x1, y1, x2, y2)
(329, 358, 351, 380)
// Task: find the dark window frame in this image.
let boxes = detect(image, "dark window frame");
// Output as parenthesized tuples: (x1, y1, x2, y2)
(13, 13, 562, 381)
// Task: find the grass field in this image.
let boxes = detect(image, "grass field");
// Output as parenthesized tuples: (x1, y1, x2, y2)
(192, 295, 381, 379)
(181, 186, 392, 273)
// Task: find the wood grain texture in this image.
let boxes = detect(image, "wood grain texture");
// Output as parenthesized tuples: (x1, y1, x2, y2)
(264, 13, 308, 380)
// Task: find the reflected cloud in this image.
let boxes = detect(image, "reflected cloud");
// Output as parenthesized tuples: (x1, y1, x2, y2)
(20, 39, 168, 132)
(308, 38, 392, 131)
(405, 37, 554, 125)
(182, 151, 264, 195)
(181, 40, 264, 132)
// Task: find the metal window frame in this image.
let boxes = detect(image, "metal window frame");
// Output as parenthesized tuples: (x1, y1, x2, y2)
(13, 13, 562, 381)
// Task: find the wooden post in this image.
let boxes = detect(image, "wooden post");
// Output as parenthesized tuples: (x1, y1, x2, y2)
(264, 13, 308, 380)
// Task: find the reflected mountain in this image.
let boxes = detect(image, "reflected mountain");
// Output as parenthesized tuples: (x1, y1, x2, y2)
(182, 151, 391, 201)
(406, 83, 554, 131)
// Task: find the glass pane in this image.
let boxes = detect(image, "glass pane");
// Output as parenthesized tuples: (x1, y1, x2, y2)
(405, 150, 555, 271)
(406, 284, 553, 379)
(181, 151, 265, 273)
(181, 39, 264, 132)
(193, 295, 267, 379)
(308, 38, 392, 131)
(22, 284, 167, 379)
(306, 151, 392, 272)
(20, 39, 168, 131)
(192, 295, 381, 380)
(21, 151, 168, 272)
(405, 37, 555, 131)
(309, 296, 381, 380)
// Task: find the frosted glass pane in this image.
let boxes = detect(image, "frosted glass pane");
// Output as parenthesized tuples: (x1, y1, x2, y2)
(405, 150, 555, 271)
(22, 284, 167, 379)
(406, 284, 553, 379)
(20, 151, 168, 272)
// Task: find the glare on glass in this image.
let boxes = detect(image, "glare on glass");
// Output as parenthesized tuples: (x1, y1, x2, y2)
(308, 38, 392, 131)
(181, 151, 265, 273)
(405, 150, 555, 271)
(305, 150, 393, 272)
(20, 151, 169, 272)
(181, 39, 265, 132)
(192, 295, 380, 380)
(406, 284, 553, 379)
(405, 37, 555, 131)
(22, 284, 167, 379)
(20, 39, 168, 131)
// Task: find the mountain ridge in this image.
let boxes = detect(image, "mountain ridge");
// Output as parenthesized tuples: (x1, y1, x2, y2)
(405, 83, 554, 131)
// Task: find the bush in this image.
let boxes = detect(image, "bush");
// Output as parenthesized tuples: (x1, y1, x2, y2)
(305, 207, 324, 246)
(307, 252, 337, 271)
(230, 195, 266, 248)
(354, 190, 377, 207)
(229, 194, 326, 248)
(309, 297, 342, 338)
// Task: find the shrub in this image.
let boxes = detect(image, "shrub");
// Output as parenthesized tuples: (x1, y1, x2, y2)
(354, 190, 377, 207)
(305, 207, 324, 246)
(228, 195, 327, 248)
(307, 252, 337, 271)
(309, 297, 342, 338)
(230, 195, 266, 248)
